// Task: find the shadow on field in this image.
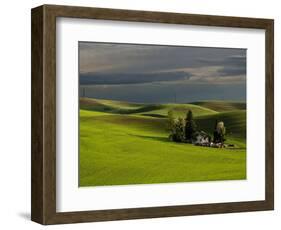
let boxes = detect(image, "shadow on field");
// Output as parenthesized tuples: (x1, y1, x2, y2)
(130, 134, 170, 143)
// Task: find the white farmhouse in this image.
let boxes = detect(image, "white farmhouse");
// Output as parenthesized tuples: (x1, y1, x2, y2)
(192, 131, 211, 146)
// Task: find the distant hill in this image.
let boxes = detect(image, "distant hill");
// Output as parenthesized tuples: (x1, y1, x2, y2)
(80, 97, 246, 140)
(80, 97, 217, 118)
(191, 101, 246, 112)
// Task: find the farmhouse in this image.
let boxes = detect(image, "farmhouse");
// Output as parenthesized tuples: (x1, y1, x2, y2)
(192, 131, 211, 146)
(167, 109, 228, 148)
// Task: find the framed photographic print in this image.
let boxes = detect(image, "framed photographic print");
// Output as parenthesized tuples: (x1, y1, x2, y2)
(31, 4, 274, 225)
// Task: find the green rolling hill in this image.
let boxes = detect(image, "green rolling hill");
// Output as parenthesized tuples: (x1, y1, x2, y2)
(79, 97, 247, 187)
(191, 100, 246, 112)
(80, 98, 218, 117)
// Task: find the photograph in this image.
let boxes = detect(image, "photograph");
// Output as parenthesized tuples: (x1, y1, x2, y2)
(78, 42, 247, 187)
(30, 4, 274, 224)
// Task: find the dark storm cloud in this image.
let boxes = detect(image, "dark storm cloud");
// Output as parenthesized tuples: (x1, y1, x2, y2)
(80, 71, 192, 85)
(197, 55, 246, 77)
(79, 42, 247, 102)
(79, 42, 246, 80)
(220, 55, 246, 76)
(81, 83, 246, 103)
(218, 66, 246, 76)
(197, 55, 245, 66)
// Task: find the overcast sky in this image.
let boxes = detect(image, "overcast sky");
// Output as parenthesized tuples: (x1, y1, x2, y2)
(79, 42, 246, 103)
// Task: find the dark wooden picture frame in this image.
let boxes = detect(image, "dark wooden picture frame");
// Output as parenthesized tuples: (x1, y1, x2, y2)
(31, 4, 274, 225)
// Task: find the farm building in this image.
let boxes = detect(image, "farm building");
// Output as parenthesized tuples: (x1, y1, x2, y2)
(192, 131, 211, 146)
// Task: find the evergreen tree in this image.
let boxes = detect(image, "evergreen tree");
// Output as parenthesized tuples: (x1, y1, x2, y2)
(213, 119, 219, 143)
(185, 110, 197, 141)
(217, 122, 226, 144)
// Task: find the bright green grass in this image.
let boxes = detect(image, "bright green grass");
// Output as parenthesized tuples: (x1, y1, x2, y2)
(79, 107, 246, 187)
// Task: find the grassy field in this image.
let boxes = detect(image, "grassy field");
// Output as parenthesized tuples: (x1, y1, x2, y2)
(79, 98, 246, 187)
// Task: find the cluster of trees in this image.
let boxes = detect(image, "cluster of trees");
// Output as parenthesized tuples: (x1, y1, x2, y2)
(167, 110, 197, 142)
(167, 110, 226, 144)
